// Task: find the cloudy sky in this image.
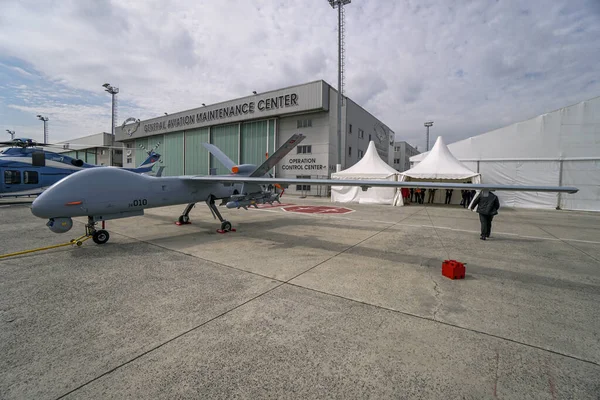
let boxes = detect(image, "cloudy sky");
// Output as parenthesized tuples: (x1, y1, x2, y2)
(1, 0, 599, 150)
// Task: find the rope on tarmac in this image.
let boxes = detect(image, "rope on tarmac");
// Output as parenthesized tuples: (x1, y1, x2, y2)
(0, 235, 92, 260)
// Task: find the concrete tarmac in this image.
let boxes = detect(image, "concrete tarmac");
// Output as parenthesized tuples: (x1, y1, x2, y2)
(1, 197, 599, 399)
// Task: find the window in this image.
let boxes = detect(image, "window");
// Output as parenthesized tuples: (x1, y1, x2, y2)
(115, 150, 123, 155)
(297, 145, 312, 154)
(394, 146, 401, 151)
(4, 170, 20, 184)
(126, 158, 133, 164)
(358, 129, 364, 139)
(296, 175, 311, 191)
(348, 147, 352, 157)
(358, 150, 364, 159)
(297, 119, 312, 128)
(126, 143, 132, 148)
(394, 158, 400, 164)
(24, 171, 39, 184)
(348, 124, 352, 134)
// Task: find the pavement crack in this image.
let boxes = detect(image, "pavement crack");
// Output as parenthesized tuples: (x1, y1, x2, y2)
(429, 272, 442, 321)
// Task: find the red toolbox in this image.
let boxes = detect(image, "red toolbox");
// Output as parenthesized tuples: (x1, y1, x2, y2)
(442, 260, 466, 280)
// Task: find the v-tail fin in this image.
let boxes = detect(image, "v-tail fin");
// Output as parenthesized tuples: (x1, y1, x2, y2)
(202, 143, 236, 172)
(249, 133, 306, 177)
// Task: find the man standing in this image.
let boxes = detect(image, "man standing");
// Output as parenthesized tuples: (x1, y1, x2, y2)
(470, 190, 500, 240)
(445, 189, 453, 204)
(428, 188, 436, 203)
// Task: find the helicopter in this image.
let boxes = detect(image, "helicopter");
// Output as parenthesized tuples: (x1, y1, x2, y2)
(0, 137, 162, 198)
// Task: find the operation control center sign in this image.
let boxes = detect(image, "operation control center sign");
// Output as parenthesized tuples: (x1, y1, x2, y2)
(282, 157, 327, 171)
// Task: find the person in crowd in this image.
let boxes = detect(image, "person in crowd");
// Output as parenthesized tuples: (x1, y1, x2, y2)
(410, 188, 415, 203)
(401, 187, 410, 204)
(427, 188, 436, 203)
(470, 190, 500, 240)
(445, 189, 453, 204)
(460, 189, 468, 208)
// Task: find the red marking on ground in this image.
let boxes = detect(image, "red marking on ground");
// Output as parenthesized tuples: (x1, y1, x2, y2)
(545, 356, 557, 400)
(282, 205, 354, 214)
(493, 349, 499, 397)
(252, 203, 294, 209)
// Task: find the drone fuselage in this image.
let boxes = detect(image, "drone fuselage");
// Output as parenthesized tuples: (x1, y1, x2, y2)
(30, 167, 247, 221)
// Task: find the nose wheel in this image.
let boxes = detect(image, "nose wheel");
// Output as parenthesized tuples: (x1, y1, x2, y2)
(85, 217, 111, 245)
(92, 229, 110, 245)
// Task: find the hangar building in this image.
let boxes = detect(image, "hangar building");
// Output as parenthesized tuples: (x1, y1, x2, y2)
(54, 132, 123, 166)
(114, 80, 395, 196)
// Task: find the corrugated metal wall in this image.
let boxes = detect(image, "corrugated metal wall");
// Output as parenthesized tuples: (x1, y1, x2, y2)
(210, 124, 239, 175)
(184, 127, 210, 175)
(240, 120, 268, 166)
(61, 150, 97, 165)
(86, 152, 96, 164)
(135, 138, 149, 167)
(130, 117, 277, 176)
(164, 132, 184, 176)
(268, 119, 275, 158)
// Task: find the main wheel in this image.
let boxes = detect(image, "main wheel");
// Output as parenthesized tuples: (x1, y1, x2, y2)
(178, 215, 190, 224)
(92, 230, 110, 245)
(220, 221, 232, 232)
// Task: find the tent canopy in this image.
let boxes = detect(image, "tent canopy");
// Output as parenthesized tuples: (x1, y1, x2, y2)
(401, 136, 480, 181)
(332, 140, 398, 179)
(398, 136, 481, 207)
(331, 141, 401, 205)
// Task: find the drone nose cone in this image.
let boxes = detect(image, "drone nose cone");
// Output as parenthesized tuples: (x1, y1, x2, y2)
(31, 197, 51, 218)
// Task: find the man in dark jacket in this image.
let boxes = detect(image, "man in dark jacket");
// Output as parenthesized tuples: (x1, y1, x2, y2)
(470, 190, 500, 240)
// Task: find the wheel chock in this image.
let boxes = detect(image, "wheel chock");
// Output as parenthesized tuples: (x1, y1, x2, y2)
(216, 228, 237, 234)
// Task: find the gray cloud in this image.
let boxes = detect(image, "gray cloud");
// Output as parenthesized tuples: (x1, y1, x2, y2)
(0, 0, 597, 151)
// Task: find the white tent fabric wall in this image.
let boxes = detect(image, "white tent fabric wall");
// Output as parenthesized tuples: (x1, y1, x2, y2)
(398, 136, 481, 206)
(409, 96, 600, 211)
(331, 141, 402, 205)
(478, 160, 561, 209)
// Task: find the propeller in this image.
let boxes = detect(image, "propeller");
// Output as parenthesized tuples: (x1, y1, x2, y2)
(0, 138, 51, 148)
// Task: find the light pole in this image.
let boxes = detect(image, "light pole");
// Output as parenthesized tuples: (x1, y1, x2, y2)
(327, 0, 350, 172)
(37, 115, 49, 143)
(102, 83, 119, 166)
(6, 129, 15, 140)
(424, 121, 433, 151)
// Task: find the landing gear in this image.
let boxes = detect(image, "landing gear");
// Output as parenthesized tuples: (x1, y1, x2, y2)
(92, 230, 110, 245)
(176, 203, 195, 225)
(220, 220, 232, 232)
(84, 216, 110, 245)
(206, 195, 236, 234)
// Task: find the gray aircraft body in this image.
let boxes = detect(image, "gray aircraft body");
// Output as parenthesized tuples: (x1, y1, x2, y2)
(30, 133, 579, 244)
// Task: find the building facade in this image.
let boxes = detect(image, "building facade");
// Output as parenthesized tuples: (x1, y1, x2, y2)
(392, 141, 420, 172)
(55, 132, 123, 166)
(114, 80, 395, 195)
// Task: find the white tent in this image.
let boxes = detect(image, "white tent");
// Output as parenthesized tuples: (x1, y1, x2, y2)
(331, 141, 401, 205)
(410, 96, 600, 211)
(398, 136, 481, 206)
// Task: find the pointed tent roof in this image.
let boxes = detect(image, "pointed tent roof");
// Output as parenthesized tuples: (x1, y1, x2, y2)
(332, 141, 398, 179)
(401, 136, 479, 180)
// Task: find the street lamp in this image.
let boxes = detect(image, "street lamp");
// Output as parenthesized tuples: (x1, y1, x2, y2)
(102, 82, 119, 166)
(327, 0, 351, 171)
(37, 115, 49, 143)
(6, 129, 15, 140)
(424, 121, 433, 151)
